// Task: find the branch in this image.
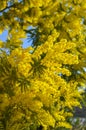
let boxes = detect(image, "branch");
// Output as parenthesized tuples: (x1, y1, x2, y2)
(0, 1, 22, 13)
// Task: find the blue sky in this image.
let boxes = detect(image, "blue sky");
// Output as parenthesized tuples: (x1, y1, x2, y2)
(0, 30, 8, 42)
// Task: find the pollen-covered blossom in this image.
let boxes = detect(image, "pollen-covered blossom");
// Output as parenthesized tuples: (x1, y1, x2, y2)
(0, 0, 86, 130)
(6, 30, 80, 129)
